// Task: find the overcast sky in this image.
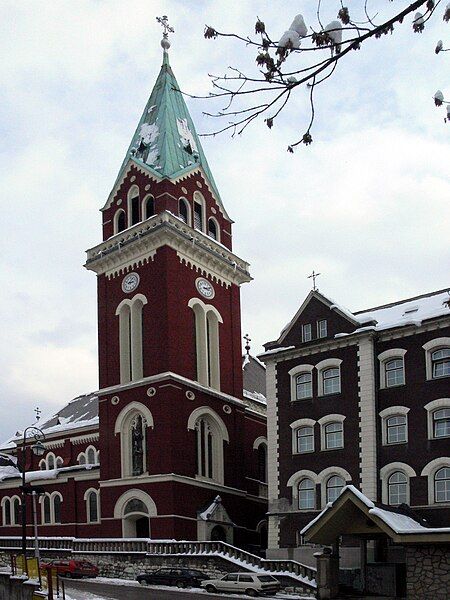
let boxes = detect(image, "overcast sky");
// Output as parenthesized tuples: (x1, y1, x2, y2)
(0, 1, 449, 441)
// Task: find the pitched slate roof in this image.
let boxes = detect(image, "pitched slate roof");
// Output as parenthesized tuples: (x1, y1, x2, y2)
(116, 50, 222, 205)
(242, 354, 266, 399)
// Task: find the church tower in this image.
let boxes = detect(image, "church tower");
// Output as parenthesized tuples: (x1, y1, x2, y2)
(85, 27, 267, 543)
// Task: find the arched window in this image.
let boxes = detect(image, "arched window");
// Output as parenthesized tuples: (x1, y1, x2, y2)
(116, 294, 147, 384)
(13, 498, 21, 525)
(47, 454, 55, 470)
(433, 409, 450, 438)
(385, 358, 405, 387)
(257, 443, 267, 483)
(114, 209, 126, 234)
(56, 457, 63, 468)
(79, 454, 86, 465)
(85, 490, 99, 523)
(189, 298, 222, 390)
(43, 495, 51, 524)
(296, 426, 314, 453)
(3, 499, 11, 526)
(143, 195, 154, 220)
(435, 467, 450, 503)
(189, 408, 229, 485)
(124, 498, 148, 516)
(326, 475, 345, 503)
(386, 415, 407, 444)
(323, 368, 341, 395)
(324, 422, 344, 449)
(193, 201, 203, 231)
(431, 348, 450, 378)
(128, 186, 140, 227)
(298, 478, 315, 510)
(296, 373, 312, 400)
(53, 494, 62, 524)
(39, 460, 46, 470)
(388, 471, 407, 505)
(179, 198, 189, 224)
(115, 402, 154, 479)
(208, 218, 218, 241)
(86, 447, 96, 465)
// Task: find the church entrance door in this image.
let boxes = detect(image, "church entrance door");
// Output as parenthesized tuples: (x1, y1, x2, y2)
(135, 516, 150, 538)
(210, 525, 227, 542)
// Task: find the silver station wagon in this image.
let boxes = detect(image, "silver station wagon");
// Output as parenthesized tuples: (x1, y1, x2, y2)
(201, 572, 281, 596)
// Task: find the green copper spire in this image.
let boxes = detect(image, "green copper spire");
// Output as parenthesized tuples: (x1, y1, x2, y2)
(117, 30, 222, 204)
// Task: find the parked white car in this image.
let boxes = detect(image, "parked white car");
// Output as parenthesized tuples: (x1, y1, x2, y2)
(201, 572, 281, 596)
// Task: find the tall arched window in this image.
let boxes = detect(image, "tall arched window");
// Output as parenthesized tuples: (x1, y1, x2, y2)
(116, 294, 147, 384)
(115, 403, 154, 478)
(86, 447, 96, 465)
(13, 498, 21, 525)
(193, 201, 203, 231)
(114, 209, 126, 234)
(388, 471, 407, 505)
(128, 186, 140, 227)
(208, 218, 218, 241)
(43, 495, 51, 524)
(257, 443, 267, 483)
(189, 298, 222, 390)
(3, 499, 11, 526)
(130, 414, 147, 476)
(298, 478, 315, 510)
(435, 467, 450, 503)
(85, 489, 100, 523)
(189, 408, 228, 485)
(179, 198, 189, 224)
(47, 453, 55, 470)
(143, 195, 154, 219)
(326, 475, 345, 503)
(53, 494, 62, 523)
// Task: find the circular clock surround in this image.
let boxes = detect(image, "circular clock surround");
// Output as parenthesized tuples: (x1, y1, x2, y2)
(122, 272, 140, 293)
(196, 277, 215, 299)
(111, 396, 120, 405)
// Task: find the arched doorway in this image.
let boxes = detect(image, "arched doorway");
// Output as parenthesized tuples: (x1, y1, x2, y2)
(258, 521, 268, 552)
(211, 525, 227, 542)
(123, 498, 150, 538)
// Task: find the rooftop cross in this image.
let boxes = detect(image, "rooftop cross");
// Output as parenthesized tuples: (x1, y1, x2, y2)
(156, 15, 174, 51)
(244, 333, 251, 356)
(34, 407, 41, 421)
(308, 270, 321, 291)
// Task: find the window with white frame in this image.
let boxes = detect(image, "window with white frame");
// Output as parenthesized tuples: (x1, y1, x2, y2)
(317, 320, 327, 339)
(431, 348, 450, 378)
(53, 494, 62, 523)
(2, 497, 21, 526)
(385, 359, 405, 387)
(2, 498, 11, 525)
(302, 324, 312, 342)
(433, 409, 450, 438)
(40, 492, 62, 525)
(114, 209, 126, 234)
(128, 186, 140, 227)
(179, 198, 190, 224)
(116, 294, 148, 384)
(386, 415, 407, 444)
(435, 467, 450, 503)
(422, 338, 450, 380)
(323, 368, 340, 395)
(296, 372, 312, 399)
(189, 298, 222, 390)
(326, 475, 345, 503)
(193, 201, 203, 231)
(296, 426, 314, 453)
(208, 218, 219, 241)
(298, 478, 315, 510)
(114, 401, 154, 479)
(143, 195, 154, 220)
(324, 422, 343, 449)
(85, 489, 100, 523)
(42, 495, 51, 524)
(188, 408, 228, 485)
(388, 471, 407, 505)
(47, 454, 55, 470)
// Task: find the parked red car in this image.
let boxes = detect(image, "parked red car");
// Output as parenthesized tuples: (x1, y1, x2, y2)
(40, 559, 99, 579)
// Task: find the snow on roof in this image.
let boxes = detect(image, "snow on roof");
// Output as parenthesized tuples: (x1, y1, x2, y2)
(242, 354, 266, 399)
(0, 464, 99, 483)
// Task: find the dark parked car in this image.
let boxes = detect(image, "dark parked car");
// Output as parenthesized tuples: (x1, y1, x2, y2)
(40, 559, 99, 579)
(136, 567, 208, 588)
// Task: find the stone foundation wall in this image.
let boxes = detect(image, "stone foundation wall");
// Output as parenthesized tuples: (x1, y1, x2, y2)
(406, 545, 450, 600)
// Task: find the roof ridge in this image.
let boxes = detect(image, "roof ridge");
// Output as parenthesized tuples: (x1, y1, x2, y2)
(354, 287, 450, 315)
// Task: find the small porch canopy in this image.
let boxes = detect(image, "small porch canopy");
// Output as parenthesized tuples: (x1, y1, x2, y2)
(302, 485, 450, 545)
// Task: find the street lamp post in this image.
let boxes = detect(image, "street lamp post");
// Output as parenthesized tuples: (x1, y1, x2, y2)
(20, 427, 46, 558)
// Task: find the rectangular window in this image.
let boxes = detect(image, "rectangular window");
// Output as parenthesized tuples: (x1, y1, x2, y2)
(296, 427, 314, 453)
(302, 323, 312, 342)
(317, 320, 327, 338)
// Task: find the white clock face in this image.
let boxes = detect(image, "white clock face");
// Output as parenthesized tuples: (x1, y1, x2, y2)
(122, 272, 140, 293)
(196, 277, 215, 299)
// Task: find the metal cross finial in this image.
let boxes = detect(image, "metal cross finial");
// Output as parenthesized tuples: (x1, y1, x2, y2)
(34, 407, 41, 421)
(308, 270, 321, 291)
(244, 333, 251, 355)
(157, 15, 174, 51)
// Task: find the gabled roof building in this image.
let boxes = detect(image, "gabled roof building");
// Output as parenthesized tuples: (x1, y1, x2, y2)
(259, 287, 450, 567)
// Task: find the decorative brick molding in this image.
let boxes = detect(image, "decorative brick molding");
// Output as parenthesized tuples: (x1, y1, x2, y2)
(357, 337, 377, 501)
(266, 361, 280, 550)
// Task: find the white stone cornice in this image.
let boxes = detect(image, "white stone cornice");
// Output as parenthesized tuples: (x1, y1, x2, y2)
(70, 433, 99, 445)
(44, 440, 65, 449)
(85, 211, 251, 286)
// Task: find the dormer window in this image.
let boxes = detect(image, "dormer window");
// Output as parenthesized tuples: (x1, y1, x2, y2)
(302, 324, 312, 342)
(317, 320, 327, 339)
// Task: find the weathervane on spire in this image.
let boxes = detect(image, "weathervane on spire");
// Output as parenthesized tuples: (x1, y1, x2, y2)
(308, 270, 321, 291)
(34, 407, 41, 421)
(157, 15, 174, 51)
(244, 333, 251, 356)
